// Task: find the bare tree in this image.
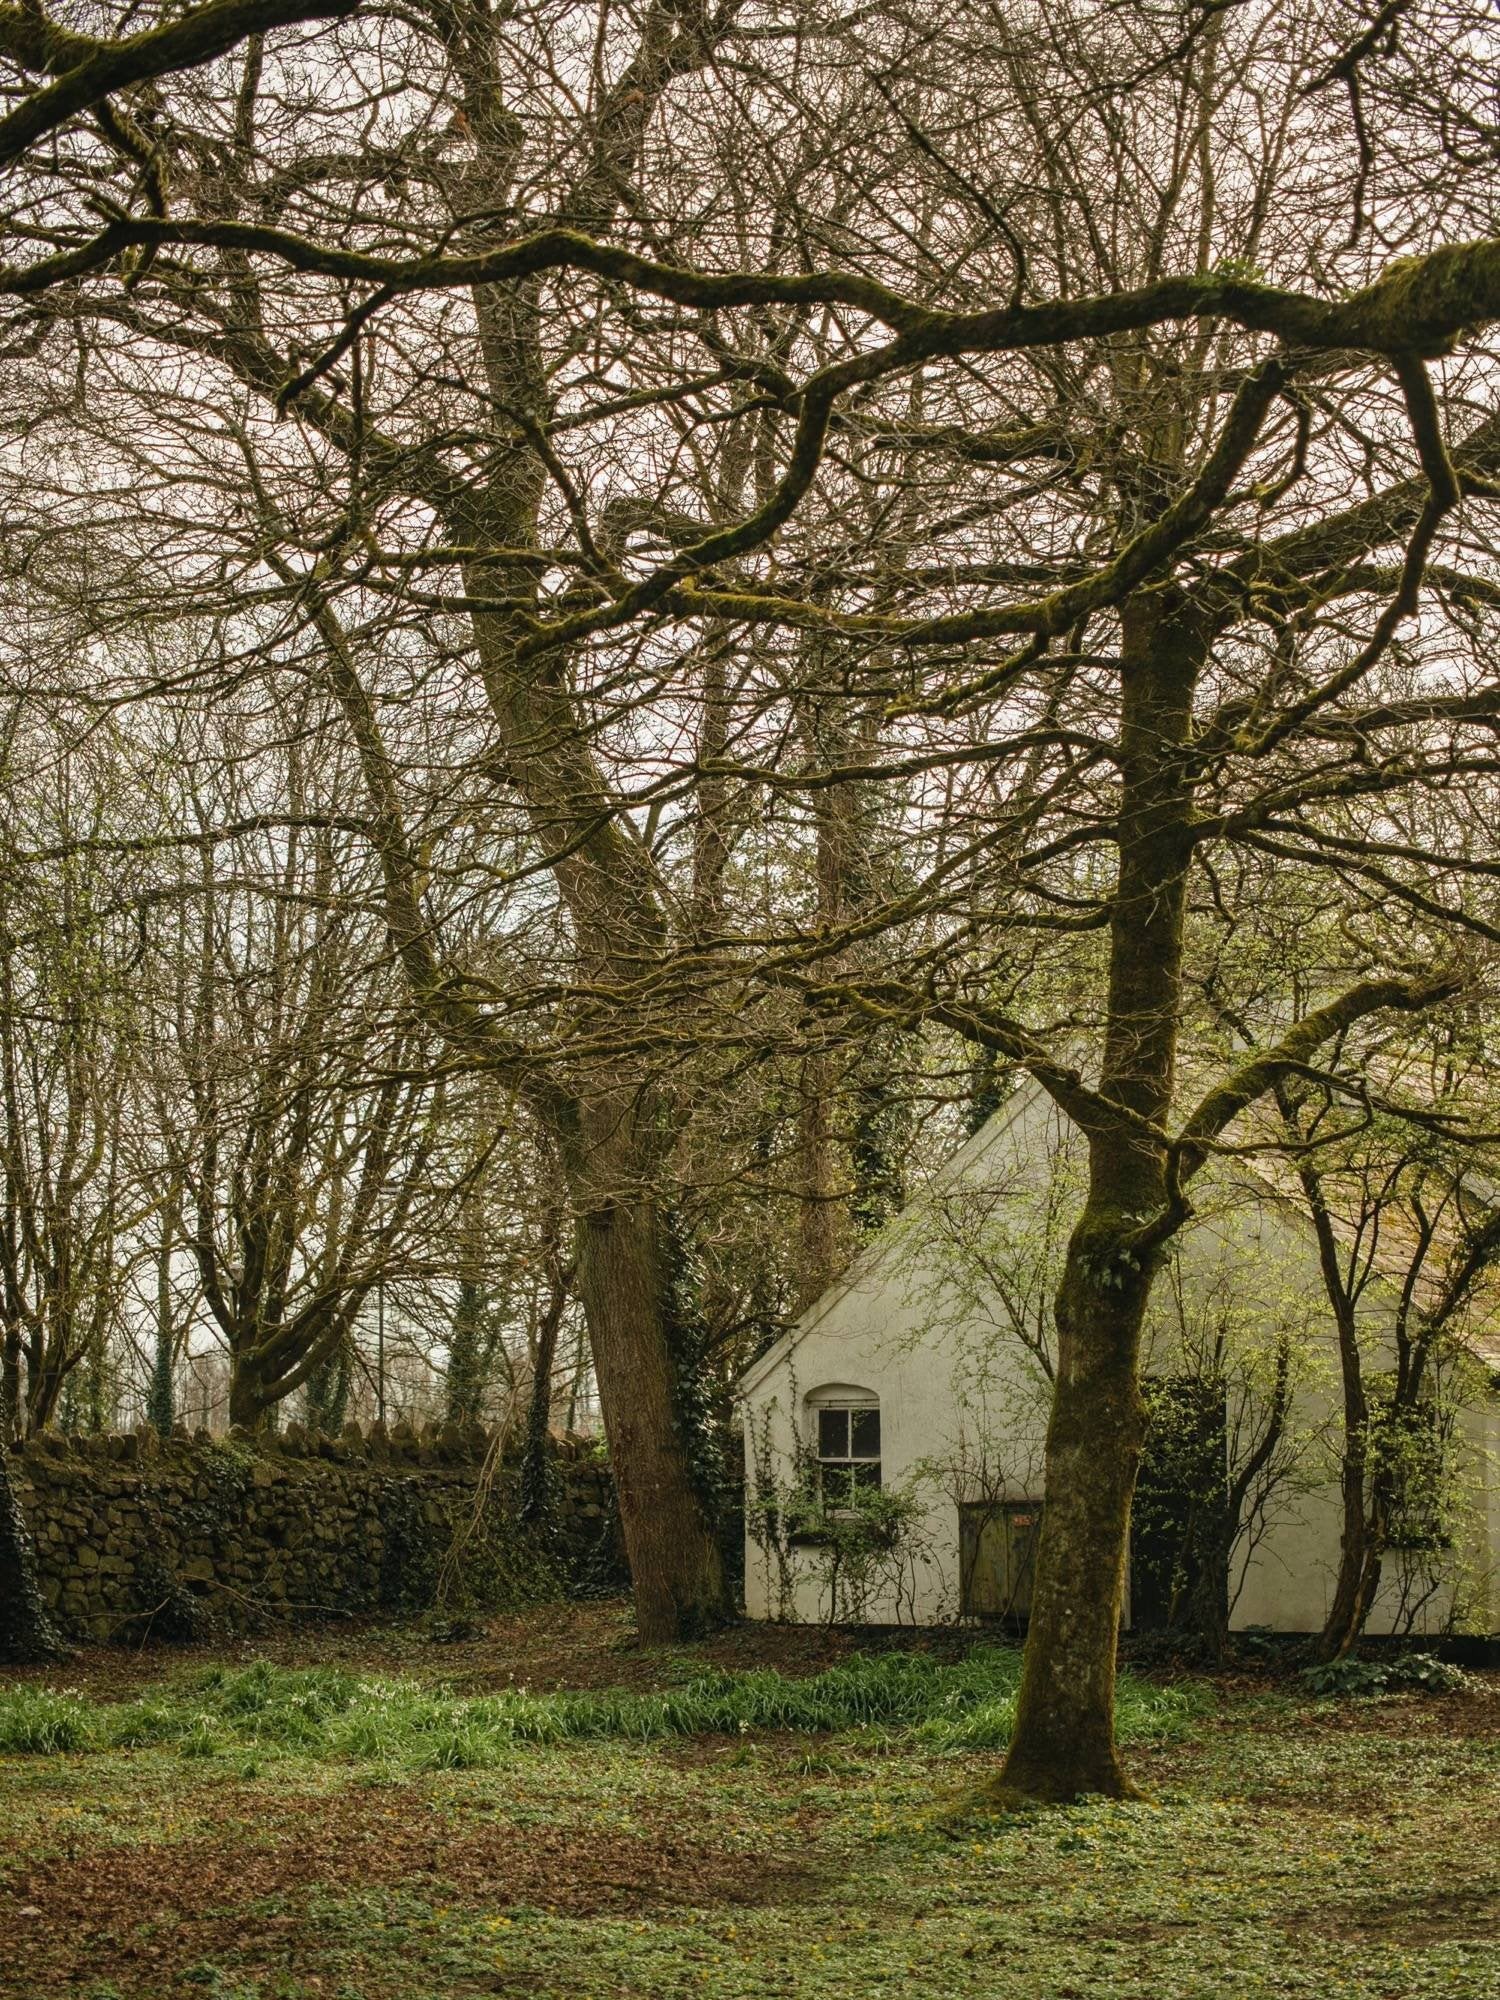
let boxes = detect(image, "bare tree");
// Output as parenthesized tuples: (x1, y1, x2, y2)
(0, 715, 147, 1436)
(1276, 1063, 1500, 1659)
(4, 0, 1500, 1785)
(147, 739, 454, 1431)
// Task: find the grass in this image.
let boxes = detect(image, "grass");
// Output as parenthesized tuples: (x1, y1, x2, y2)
(1, 1622, 1497, 2000)
(0, 1649, 1208, 1769)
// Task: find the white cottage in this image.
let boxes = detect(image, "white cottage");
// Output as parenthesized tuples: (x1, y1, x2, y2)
(738, 1084, 1500, 1636)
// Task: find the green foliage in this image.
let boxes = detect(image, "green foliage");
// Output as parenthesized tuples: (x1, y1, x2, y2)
(303, 1338, 352, 1436)
(10, 1650, 1495, 2000)
(1209, 254, 1268, 283)
(0, 1685, 93, 1753)
(780, 1476, 920, 1552)
(776, 1479, 929, 1622)
(746, 1376, 937, 1623)
(444, 1280, 501, 1428)
(145, 1328, 174, 1440)
(1366, 1375, 1456, 1553)
(914, 1669, 1207, 1752)
(850, 1032, 914, 1234)
(1300, 1650, 1471, 1699)
(0, 1648, 1207, 1765)
(516, 1429, 564, 1533)
(963, 1051, 1014, 1136)
(1132, 1374, 1231, 1645)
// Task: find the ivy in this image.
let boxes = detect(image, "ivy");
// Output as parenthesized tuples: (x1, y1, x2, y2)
(660, 1205, 732, 1530)
(304, 1338, 353, 1436)
(145, 1330, 174, 1440)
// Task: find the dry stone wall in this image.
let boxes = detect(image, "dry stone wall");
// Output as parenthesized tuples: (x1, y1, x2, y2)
(10, 1421, 622, 1644)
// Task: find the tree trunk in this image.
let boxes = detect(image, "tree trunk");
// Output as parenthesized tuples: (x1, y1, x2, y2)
(562, 1103, 726, 1643)
(1299, 1152, 1382, 1663)
(999, 1238, 1153, 1798)
(304, 1337, 352, 1435)
(0, 1434, 65, 1662)
(1199, 1339, 1291, 1662)
(518, 1244, 569, 1529)
(227, 1354, 274, 1433)
(1321, 1412, 1375, 1658)
(1320, 1433, 1391, 1659)
(147, 1221, 175, 1437)
(996, 591, 1202, 1802)
(445, 1278, 489, 1429)
(25, 1356, 69, 1437)
(795, 1052, 851, 1313)
(1192, 1519, 1235, 1664)
(1321, 1526, 1384, 1659)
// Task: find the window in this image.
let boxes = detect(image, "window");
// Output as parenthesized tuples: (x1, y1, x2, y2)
(811, 1397, 881, 1503)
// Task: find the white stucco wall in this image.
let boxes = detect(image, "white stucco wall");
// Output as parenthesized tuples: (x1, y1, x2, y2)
(738, 1087, 1499, 1633)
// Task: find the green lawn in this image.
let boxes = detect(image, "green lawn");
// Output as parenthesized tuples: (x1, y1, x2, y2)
(1, 1615, 1497, 2000)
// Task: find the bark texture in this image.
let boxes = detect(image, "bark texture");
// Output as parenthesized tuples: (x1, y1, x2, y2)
(997, 591, 1201, 1802)
(562, 1101, 725, 1641)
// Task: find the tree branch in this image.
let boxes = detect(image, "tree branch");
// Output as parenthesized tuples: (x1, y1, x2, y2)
(0, 0, 357, 166)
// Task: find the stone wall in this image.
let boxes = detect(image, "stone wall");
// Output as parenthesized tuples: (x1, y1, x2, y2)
(9, 1420, 622, 1644)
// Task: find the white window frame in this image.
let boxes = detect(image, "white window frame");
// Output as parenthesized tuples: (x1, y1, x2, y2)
(806, 1388, 881, 1506)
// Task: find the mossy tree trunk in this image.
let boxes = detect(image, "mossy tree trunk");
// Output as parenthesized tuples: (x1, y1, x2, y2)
(561, 1098, 726, 1642)
(997, 591, 1201, 1802)
(445, 1279, 492, 1430)
(987, 557, 1453, 1795)
(226, 1363, 267, 1433)
(303, 1335, 353, 1434)
(449, 273, 730, 1640)
(1319, 1273, 1385, 1660)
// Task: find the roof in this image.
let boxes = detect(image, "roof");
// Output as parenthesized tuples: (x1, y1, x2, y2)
(732, 1083, 1043, 1399)
(735, 1078, 1500, 1397)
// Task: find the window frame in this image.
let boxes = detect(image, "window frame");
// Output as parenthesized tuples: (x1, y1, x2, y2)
(808, 1395, 882, 1509)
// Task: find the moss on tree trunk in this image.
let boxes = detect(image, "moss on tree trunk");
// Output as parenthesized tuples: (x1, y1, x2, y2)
(995, 591, 1200, 1803)
(997, 1232, 1153, 1800)
(564, 1104, 726, 1644)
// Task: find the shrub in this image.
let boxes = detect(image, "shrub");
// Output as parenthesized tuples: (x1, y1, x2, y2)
(1300, 1650, 1470, 1698)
